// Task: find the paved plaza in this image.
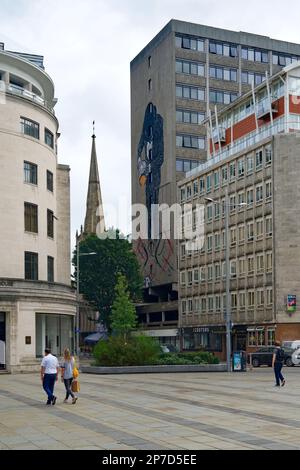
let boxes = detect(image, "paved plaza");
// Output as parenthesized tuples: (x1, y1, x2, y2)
(0, 368, 300, 450)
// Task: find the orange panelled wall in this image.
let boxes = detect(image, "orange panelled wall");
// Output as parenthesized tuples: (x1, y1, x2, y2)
(289, 95, 300, 113)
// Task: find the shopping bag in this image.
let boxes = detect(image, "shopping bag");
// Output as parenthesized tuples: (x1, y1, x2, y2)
(71, 379, 80, 392)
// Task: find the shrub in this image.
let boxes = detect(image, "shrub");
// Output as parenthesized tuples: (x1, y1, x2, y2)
(93, 335, 161, 366)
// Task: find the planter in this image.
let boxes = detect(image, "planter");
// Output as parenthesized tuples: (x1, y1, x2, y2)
(81, 364, 226, 375)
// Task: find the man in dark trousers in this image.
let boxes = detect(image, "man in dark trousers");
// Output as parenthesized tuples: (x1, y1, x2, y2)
(41, 348, 59, 405)
(272, 340, 286, 387)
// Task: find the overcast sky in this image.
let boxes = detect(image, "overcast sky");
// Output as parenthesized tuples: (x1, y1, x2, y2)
(1, 0, 300, 245)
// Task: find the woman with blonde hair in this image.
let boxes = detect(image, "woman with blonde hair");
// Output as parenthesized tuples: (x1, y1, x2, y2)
(60, 348, 78, 404)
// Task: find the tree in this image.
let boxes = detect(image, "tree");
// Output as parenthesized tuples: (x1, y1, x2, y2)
(73, 232, 142, 331)
(111, 273, 137, 342)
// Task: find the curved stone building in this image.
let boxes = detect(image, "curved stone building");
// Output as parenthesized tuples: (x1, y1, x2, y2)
(0, 44, 76, 372)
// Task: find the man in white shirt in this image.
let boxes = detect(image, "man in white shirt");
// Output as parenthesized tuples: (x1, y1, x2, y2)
(41, 348, 59, 405)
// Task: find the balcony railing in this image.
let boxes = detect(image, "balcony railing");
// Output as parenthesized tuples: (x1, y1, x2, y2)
(4, 83, 54, 114)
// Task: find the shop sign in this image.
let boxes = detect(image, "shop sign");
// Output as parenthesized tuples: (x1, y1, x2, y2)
(192, 327, 209, 334)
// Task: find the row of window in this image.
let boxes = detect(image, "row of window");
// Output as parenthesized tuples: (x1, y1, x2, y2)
(176, 134, 206, 150)
(180, 146, 272, 201)
(176, 59, 205, 76)
(209, 89, 238, 105)
(209, 65, 237, 82)
(241, 71, 266, 86)
(176, 84, 205, 101)
(175, 35, 300, 65)
(180, 252, 273, 286)
(21, 117, 54, 149)
(24, 203, 55, 238)
(176, 109, 205, 125)
(176, 158, 200, 173)
(25, 251, 54, 282)
(24, 161, 54, 191)
(181, 288, 273, 315)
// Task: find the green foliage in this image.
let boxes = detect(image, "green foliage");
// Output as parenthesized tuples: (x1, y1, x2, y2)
(73, 233, 143, 331)
(93, 335, 161, 366)
(111, 273, 137, 340)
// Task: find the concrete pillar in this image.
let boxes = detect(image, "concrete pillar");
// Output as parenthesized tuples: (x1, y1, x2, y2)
(24, 82, 33, 92)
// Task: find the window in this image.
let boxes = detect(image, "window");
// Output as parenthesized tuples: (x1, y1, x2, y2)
(21, 117, 39, 139)
(238, 192, 245, 210)
(210, 89, 237, 104)
(256, 185, 263, 204)
(193, 180, 199, 196)
(148, 56, 152, 68)
(215, 263, 221, 280)
(230, 260, 237, 277)
(239, 292, 246, 308)
(238, 225, 245, 244)
(248, 329, 256, 347)
(242, 47, 268, 63)
(256, 149, 263, 170)
(272, 52, 300, 66)
(176, 59, 205, 76)
(148, 79, 152, 91)
(247, 221, 254, 241)
(256, 219, 264, 239)
(266, 216, 272, 236)
(267, 327, 275, 346)
(221, 166, 228, 184)
(194, 298, 200, 313)
(229, 162, 236, 180)
(181, 243, 186, 258)
(207, 265, 213, 282)
(24, 161, 37, 185)
(267, 289, 273, 306)
(238, 158, 245, 177)
(201, 297, 207, 313)
(214, 170, 220, 189)
(180, 271, 186, 286)
(47, 170, 54, 192)
(248, 290, 255, 307)
(242, 71, 265, 85)
(188, 299, 193, 313)
(248, 256, 254, 274)
(199, 178, 205, 194)
(239, 258, 246, 276)
(208, 297, 214, 312)
(207, 234, 213, 252)
(266, 180, 272, 200)
(47, 209, 54, 238)
(193, 268, 199, 284)
(180, 187, 186, 202)
(181, 300, 187, 314)
(210, 65, 237, 81)
(265, 145, 272, 165)
(214, 203, 220, 220)
(187, 185, 192, 199)
(45, 128, 54, 149)
(176, 134, 205, 149)
(176, 109, 205, 124)
(176, 35, 204, 52)
(25, 251, 38, 280)
(176, 84, 205, 101)
(210, 41, 237, 57)
(230, 195, 236, 213)
(256, 253, 264, 273)
(187, 270, 193, 286)
(231, 293, 237, 308)
(247, 188, 254, 206)
(257, 290, 264, 306)
(230, 227, 237, 246)
(207, 204, 213, 222)
(24, 203, 38, 233)
(215, 295, 221, 311)
(247, 154, 254, 174)
(266, 252, 273, 272)
(47, 256, 54, 283)
(200, 267, 206, 282)
(206, 175, 212, 193)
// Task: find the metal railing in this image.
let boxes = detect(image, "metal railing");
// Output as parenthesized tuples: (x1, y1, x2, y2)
(4, 83, 54, 114)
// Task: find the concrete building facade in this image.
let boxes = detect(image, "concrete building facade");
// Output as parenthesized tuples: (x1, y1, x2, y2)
(131, 19, 300, 348)
(0, 44, 76, 372)
(178, 62, 300, 360)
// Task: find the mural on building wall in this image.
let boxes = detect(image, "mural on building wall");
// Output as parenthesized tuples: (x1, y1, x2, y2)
(137, 102, 164, 239)
(136, 237, 175, 287)
(136, 103, 174, 286)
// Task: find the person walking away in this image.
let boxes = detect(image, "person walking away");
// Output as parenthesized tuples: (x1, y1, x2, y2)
(272, 340, 286, 387)
(61, 348, 78, 404)
(41, 348, 59, 405)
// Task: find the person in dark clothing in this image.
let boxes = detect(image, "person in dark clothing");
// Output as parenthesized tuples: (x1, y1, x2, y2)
(272, 340, 286, 387)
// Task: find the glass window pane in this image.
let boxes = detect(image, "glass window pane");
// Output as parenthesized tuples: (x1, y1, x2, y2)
(248, 49, 255, 61)
(190, 63, 197, 75)
(242, 48, 248, 60)
(183, 112, 190, 123)
(176, 86, 182, 97)
(190, 39, 197, 50)
(176, 159, 183, 171)
(255, 50, 262, 62)
(183, 62, 190, 74)
(183, 87, 190, 98)
(176, 60, 182, 73)
(183, 160, 191, 172)
(182, 37, 190, 49)
(197, 39, 204, 52)
(216, 43, 223, 55)
(223, 45, 230, 56)
(176, 110, 182, 122)
(175, 36, 182, 48)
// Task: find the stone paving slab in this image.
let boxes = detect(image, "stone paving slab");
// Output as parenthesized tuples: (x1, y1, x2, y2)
(0, 368, 299, 450)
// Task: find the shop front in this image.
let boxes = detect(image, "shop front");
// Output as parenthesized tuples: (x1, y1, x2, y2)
(181, 326, 225, 359)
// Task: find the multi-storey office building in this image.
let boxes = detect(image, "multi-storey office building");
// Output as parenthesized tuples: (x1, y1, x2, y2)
(0, 44, 76, 372)
(178, 62, 300, 359)
(131, 19, 300, 346)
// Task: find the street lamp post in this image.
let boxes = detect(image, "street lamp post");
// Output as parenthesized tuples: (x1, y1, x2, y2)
(75, 230, 96, 357)
(205, 191, 246, 372)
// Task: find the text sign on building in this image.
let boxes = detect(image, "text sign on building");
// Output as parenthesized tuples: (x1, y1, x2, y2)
(287, 295, 296, 313)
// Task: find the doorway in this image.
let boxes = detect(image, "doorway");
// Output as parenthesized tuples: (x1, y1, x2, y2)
(0, 312, 6, 369)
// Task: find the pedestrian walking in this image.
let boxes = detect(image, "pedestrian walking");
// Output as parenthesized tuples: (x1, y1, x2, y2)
(60, 348, 78, 404)
(41, 348, 59, 405)
(272, 340, 286, 387)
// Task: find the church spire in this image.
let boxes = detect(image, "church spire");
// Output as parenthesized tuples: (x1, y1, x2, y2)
(83, 123, 105, 236)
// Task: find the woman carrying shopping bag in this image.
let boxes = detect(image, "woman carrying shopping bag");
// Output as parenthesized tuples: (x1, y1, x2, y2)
(60, 348, 78, 404)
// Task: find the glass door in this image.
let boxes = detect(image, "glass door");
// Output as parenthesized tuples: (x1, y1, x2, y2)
(0, 312, 6, 369)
